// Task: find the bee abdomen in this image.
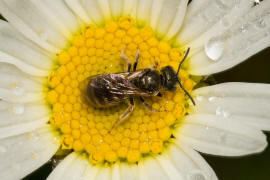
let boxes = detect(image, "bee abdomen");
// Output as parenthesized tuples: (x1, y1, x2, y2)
(86, 75, 127, 107)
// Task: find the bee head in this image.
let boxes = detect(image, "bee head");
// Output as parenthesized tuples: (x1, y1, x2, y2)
(161, 47, 196, 105)
(160, 66, 178, 91)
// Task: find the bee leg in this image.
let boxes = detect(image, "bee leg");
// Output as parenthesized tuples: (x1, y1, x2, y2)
(120, 49, 131, 72)
(113, 98, 135, 128)
(153, 61, 158, 69)
(139, 97, 159, 112)
(133, 49, 140, 71)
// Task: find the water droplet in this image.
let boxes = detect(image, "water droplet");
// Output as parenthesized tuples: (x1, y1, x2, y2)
(255, 18, 266, 28)
(222, 110, 231, 118)
(0, 145, 7, 153)
(187, 171, 207, 180)
(11, 104, 25, 115)
(33, 136, 40, 142)
(196, 96, 204, 102)
(215, 106, 222, 116)
(38, 30, 49, 41)
(208, 97, 217, 102)
(204, 36, 225, 61)
(11, 86, 24, 96)
(53, 136, 60, 144)
(239, 25, 248, 33)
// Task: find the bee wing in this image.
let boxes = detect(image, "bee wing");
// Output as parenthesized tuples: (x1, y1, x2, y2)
(103, 73, 148, 96)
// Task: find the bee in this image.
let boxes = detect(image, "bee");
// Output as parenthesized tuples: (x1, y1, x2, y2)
(84, 48, 195, 127)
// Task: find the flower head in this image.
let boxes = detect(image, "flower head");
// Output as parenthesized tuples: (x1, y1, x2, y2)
(0, 0, 269, 180)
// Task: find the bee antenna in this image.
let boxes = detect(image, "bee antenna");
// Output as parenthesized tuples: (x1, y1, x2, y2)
(175, 47, 195, 106)
(177, 79, 196, 106)
(176, 47, 190, 75)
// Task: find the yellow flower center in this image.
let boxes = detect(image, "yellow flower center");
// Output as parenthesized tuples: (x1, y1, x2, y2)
(46, 17, 196, 164)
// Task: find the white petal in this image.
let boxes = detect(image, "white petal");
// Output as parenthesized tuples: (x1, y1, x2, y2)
(80, 0, 105, 24)
(95, 167, 111, 180)
(0, 100, 9, 110)
(120, 163, 138, 180)
(0, 63, 43, 92)
(176, 114, 267, 156)
(177, 0, 251, 44)
(122, 0, 137, 18)
(47, 153, 77, 180)
(0, 88, 43, 103)
(194, 82, 270, 97)
(170, 144, 218, 180)
(65, 0, 93, 24)
(165, 0, 188, 39)
(0, 6, 58, 53)
(0, 117, 48, 139)
(0, 102, 49, 127)
(150, 0, 188, 39)
(83, 163, 99, 180)
(0, 0, 70, 53)
(41, 0, 79, 33)
(0, 51, 49, 76)
(0, 126, 60, 180)
(30, 0, 75, 39)
(97, 0, 112, 21)
(112, 163, 120, 180)
(0, 20, 53, 70)
(48, 153, 90, 180)
(136, 0, 153, 25)
(156, 155, 184, 180)
(150, 0, 164, 30)
(138, 159, 169, 180)
(193, 82, 270, 130)
(110, 0, 123, 18)
(61, 157, 87, 180)
(181, 0, 270, 75)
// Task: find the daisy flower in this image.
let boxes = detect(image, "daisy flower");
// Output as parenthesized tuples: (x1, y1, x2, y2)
(0, 0, 269, 179)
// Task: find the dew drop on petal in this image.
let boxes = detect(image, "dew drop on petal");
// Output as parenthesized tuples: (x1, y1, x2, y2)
(187, 170, 207, 180)
(239, 25, 248, 33)
(33, 135, 40, 142)
(204, 36, 225, 61)
(222, 110, 231, 118)
(208, 96, 217, 102)
(38, 30, 49, 41)
(11, 86, 24, 96)
(255, 18, 266, 28)
(52, 136, 60, 144)
(196, 96, 204, 102)
(11, 104, 25, 115)
(215, 106, 222, 116)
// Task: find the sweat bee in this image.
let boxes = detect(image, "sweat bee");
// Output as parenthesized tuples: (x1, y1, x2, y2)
(83, 48, 195, 128)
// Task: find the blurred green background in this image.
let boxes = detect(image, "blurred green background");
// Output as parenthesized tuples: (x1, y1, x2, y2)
(22, 47, 270, 180)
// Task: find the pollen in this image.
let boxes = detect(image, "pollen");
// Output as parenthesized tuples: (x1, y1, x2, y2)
(47, 16, 195, 165)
